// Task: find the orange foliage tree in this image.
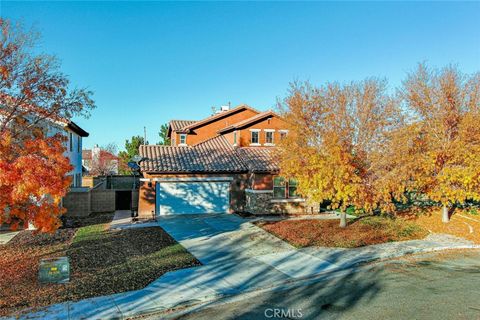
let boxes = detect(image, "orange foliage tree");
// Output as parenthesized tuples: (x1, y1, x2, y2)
(378, 64, 480, 222)
(277, 80, 402, 227)
(0, 19, 95, 232)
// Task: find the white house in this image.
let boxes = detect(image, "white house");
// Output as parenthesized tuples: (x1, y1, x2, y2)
(42, 119, 89, 187)
(0, 110, 89, 187)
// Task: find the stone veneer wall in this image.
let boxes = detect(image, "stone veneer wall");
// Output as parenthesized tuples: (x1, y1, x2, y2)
(245, 190, 308, 215)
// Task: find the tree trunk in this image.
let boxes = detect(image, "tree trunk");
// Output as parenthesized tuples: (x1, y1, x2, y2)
(442, 205, 450, 223)
(339, 211, 347, 228)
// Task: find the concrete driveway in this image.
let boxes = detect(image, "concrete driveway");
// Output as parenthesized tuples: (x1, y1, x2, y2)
(157, 214, 295, 264)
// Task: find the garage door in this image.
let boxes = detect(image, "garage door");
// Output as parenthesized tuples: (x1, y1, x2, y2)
(156, 181, 230, 215)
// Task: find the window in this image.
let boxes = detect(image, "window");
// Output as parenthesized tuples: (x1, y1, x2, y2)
(279, 130, 288, 141)
(250, 131, 259, 144)
(179, 134, 187, 145)
(273, 177, 286, 198)
(273, 176, 298, 198)
(288, 178, 298, 197)
(233, 131, 237, 145)
(77, 136, 81, 153)
(69, 133, 73, 152)
(265, 131, 274, 144)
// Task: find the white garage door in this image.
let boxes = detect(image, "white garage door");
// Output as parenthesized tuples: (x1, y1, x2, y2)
(156, 181, 230, 215)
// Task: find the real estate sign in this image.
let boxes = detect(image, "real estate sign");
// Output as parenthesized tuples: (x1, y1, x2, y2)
(39, 257, 70, 284)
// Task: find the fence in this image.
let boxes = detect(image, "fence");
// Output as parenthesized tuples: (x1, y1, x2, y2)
(83, 175, 140, 190)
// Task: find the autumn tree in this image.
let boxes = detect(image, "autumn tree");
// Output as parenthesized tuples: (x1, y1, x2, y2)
(379, 64, 480, 222)
(87, 143, 119, 176)
(0, 19, 95, 232)
(277, 80, 402, 227)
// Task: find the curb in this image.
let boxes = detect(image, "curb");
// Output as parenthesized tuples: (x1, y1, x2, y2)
(131, 245, 480, 319)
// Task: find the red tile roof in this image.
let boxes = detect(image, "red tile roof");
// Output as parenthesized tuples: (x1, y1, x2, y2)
(236, 147, 279, 173)
(181, 104, 260, 132)
(169, 120, 197, 132)
(139, 136, 247, 173)
(217, 110, 278, 134)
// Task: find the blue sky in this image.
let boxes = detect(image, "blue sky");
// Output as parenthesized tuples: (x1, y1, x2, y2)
(1, 1, 479, 150)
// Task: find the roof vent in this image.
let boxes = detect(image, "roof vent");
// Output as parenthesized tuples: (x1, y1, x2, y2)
(220, 105, 230, 112)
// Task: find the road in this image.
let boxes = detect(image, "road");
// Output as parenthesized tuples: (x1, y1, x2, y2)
(165, 250, 480, 320)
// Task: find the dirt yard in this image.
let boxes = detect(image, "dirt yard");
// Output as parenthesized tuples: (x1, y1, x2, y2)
(256, 216, 428, 248)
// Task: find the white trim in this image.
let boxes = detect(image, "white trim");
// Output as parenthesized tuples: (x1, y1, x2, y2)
(264, 129, 276, 132)
(270, 198, 306, 203)
(178, 143, 188, 147)
(233, 130, 238, 146)
(141, 177, 234, 182)
(278, 129, 289, 133)
(263, 143, 275, 147)
(249, 129, 261, 132)
(249, 143, 261, 146)
(245, 189, 274, 194)
(179, 134, 187, 145)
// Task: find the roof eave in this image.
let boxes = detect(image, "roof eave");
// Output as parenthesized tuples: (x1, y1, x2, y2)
(66, 121, 89, 137)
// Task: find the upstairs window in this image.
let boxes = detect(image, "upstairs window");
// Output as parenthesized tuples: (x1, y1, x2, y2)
(250, 131, 259, 144)
(265, 131, 274, 144)
(273, 176, 298, 198)
(179, 134, 187, 145)
(69, 133, 73, 152)
(279, 130, 288, 141)
(77, 136, 81, 153)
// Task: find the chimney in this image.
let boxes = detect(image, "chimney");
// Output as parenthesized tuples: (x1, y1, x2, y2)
(220, 105, 230, 112)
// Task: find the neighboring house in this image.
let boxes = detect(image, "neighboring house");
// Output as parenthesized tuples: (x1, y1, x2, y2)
(0, 106, 88, 188)
(82, 145, 119, 175)
(138, 104, 306, 218)
(51, 120, 89, 188)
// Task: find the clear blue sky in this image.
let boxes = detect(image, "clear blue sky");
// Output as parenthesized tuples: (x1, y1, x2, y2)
(1, 1, 479, 150)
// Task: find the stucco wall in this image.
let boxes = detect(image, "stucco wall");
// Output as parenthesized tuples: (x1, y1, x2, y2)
(237, 116, 288, 147)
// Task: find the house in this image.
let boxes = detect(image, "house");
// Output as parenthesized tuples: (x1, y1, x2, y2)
(138, 104, 306, 218)
(0, 100, 88, 187)
(82, 145, 119, 176)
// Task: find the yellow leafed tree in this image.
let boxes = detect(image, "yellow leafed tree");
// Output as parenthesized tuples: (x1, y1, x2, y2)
(277, 79, 403, 227)
(378, 64, 480, 222)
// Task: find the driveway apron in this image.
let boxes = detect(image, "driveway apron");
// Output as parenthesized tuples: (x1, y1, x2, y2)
(157, 214, 295, 264)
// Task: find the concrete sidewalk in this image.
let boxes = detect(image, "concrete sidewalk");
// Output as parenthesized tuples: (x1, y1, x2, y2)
(0, 231, 19, 245)
(8, 233, 479, 320)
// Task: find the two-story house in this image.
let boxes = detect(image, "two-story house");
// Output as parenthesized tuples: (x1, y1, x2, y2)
(138, 104, 305, 218)
(0, 102, 88, 187)
(47, 120, 89, 187)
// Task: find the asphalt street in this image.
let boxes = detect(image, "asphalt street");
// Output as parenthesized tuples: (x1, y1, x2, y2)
(171, 250, 480, 320)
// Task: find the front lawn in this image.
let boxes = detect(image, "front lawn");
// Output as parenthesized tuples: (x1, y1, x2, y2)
(256, 216, 428, 248)
(0, 212, 200, 317)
